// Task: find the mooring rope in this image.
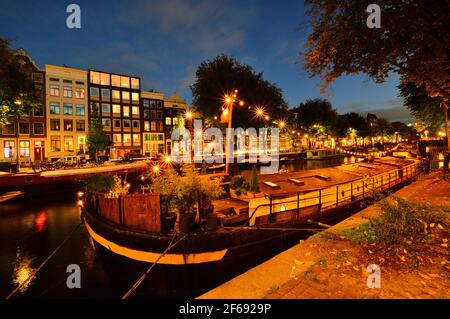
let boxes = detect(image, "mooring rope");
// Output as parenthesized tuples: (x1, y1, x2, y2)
(5, 222, 83, 299)
(121, 233, 187, 299)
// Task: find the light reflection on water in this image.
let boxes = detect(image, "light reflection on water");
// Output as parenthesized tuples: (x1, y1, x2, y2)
(12, 248, 36, 293)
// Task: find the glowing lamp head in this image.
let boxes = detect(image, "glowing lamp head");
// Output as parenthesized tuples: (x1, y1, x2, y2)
(239, 100, 245, 106)
(164, 156, 172, 163)
(186, 111, 193, 119)
(77, 191, 84, 197)
(152, 165, 160, 173)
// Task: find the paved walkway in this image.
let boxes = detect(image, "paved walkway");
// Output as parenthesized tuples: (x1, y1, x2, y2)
(199, 171, 450, 299)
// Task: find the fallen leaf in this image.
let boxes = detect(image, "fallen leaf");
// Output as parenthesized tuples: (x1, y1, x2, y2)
(353, 266, 359, 271)
(440, 243, 448, 248)
(437, 224, 444, 230)
(400, 256, 406, 262)
(430, 223, 435, 228)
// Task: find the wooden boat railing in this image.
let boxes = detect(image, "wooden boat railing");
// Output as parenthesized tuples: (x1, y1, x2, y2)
(246, 161, 422, 226)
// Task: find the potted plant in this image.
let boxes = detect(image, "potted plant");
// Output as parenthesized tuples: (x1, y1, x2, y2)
(149, 168, 178, 232)
(199, 174, 224, 221)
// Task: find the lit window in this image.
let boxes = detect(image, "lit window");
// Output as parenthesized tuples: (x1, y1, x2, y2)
(75, 88, 85, 99)
(19, 141, 30, 158)
(113, 134, 122, 144)
(50, 102, 60, 115)
(143, 100, 149, 107)
(132, 92, 139, 102)
(100, 73, 110, 85)
(165, 117, 171, 125)
(64, 120, 73, 131)
(112, 90, 120, 100)
(111, 75, 120, 87)
(133, 134, 140, 145)
(101, 103, 110, 113)
(173, 117, 179, 126)
(122, 91, 130, 101)
(123, 106, 130, 117)
(63, 103, 73, 115)
(76, 104, 85, 116)
(112, 104, 121, 115)
(50, 119, 60, 131)
(64, 136, 74, 152)
(132, 106, 139, 116)
(50, 85, 59, 96)
(3, 140, 15, 158)
(90, 87, 100, 97)
(63, 86, 72, 98)
(123, 134, 132, 145)
(157, 122, 163, 131)
(33, 123, 44, 135)
(50, 136, 60, 152)
(90, 71, 100, 84)
(131, 78, 139, 89)
(151, 121, 156, 131)
(120, 76, 130, 88)
(144, 121, 150, 131)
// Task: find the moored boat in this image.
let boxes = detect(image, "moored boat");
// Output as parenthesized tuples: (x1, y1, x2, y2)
(300, 149, 344, 160)
(0, 191, 24, 204)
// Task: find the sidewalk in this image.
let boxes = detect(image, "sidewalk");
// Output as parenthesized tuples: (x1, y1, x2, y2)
(199, 171, 450, 299)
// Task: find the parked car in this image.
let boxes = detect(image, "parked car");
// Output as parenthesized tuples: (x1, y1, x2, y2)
(119, 153, 149, 163)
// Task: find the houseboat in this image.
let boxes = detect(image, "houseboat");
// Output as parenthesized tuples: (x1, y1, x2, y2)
(300, 149, 344, 160)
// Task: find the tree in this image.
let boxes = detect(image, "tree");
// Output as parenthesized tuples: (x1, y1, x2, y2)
(291, 98, 338, 134)
(86, 106, 110, 160)
(0, 38, 40, 125)
(399, 81, 446, 132)
(300, 0, 450, 100)
(191, 55, 288, 128)
(335, 112, 368, 138)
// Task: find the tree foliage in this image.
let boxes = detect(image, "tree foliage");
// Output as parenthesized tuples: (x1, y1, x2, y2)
(291, 98, 338, 133)
(191, 55, 288, 128)
(399, 81, 446, 131)
(0, 37, 41, 126)
(86, 105, 110, 160)
(301, 0, 450, 99)
(335, 112, 368, 138)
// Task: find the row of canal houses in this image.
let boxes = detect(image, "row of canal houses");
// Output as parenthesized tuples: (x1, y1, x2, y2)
(0, 49, 189, 164)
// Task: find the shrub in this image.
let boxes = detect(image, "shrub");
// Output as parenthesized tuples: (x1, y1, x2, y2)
(84, 174, 115, 193)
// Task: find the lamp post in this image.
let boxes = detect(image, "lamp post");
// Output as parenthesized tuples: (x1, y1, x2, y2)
(13, 99, 22, 172)
(224, 90, 244, 175)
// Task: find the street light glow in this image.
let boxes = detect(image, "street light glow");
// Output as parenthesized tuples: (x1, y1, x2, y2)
(186, 111, 193, 119)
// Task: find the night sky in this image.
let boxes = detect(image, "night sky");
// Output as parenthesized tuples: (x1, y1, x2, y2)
(0, 0, 412, 121)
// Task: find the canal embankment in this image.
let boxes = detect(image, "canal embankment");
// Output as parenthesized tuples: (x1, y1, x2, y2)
(199, 170, 450, 299)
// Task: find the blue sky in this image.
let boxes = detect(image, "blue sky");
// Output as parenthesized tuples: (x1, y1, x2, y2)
(0, 0, 412, 121)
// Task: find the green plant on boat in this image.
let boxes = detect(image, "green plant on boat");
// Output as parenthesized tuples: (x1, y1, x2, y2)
(84, 174, 129, 197)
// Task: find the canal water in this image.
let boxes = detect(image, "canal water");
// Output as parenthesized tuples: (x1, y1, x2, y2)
(0, 157, 358, 299)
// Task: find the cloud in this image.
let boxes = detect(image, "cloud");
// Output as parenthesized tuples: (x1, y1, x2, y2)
(178, 65, 196, 89)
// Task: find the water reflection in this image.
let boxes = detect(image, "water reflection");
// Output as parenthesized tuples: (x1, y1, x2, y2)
(34, 212, 47, 232)
(12, 248, 36, 293)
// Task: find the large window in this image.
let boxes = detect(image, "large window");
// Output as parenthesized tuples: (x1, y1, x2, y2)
(143, 99, 149, 107)
(90, 102, 99, 113)
(120, 76, 130, 88)
(90, 87, 100, 97)
(64, 119, 73, 131)
(50, 85, 59, 96)
(63, 103, 73, 115)
(3, 141, 15, 158)
(112, 104, 121, 115)
(64, 136, 74, 152)
(112, 90, 120, 100)
(123, 134, 131, 146)
(133, 134, 140, 145)
(132, 120, 140, 130)
(131, 78, 139, 89)
(19, 141, 30, 158)
(131, 92, 139, 102)
(100, 73, 110, 85)
(63, 86, 72, 98)
(157, 121, 163, 131)
(157, 111, 162, 119)
(76, 104, 85, 116)
(144, 109, 150, 119)
(101, 103, 110, 114)
(75, 88, 85, 98)
(165, 117, 172, 125)
(123, 106, 130, 117)
(111, 75, 121, 87)
(90, 71, 100, 84)
(123, 119, 131, 129)
(19, 123, 30, 134)
(101, 89, 110, 100)
(50, 119, 60, 131)
(33, 122, 44, 135)
(102, 118, 111, 128)
(50, 102, 60, 115)
(151, 121, 156, 131)
(132, 106, 140, 117)
(76, 120, 85, 131)
(144, 121, 150, 131)
(122, 91, 130, 101)
(33, 105, 44, 116)
(113, 134, 122, 144)
(151, 110, 156, 120)
(50, 136, 60, 152)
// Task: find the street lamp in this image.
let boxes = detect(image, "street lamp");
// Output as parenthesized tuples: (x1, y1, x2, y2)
(13, 99, 22, 171)
(223, 90, 245, 175)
